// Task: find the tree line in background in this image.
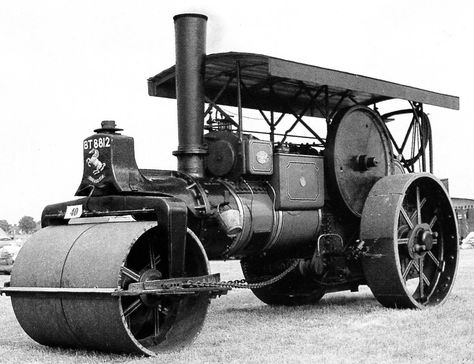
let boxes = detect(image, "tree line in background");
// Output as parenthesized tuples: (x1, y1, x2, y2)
(0, 217, 40, 235)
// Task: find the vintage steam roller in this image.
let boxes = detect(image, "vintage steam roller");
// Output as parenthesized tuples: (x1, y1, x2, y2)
(1, 14, 460, 355)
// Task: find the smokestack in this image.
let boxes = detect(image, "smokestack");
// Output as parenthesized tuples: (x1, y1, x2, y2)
(172, 13, 208, 177)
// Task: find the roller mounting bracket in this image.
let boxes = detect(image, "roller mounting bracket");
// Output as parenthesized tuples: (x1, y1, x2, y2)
(154, 197, 188, 278)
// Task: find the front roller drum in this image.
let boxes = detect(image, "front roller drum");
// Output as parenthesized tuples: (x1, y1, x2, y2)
(360, 173, 458, 308)
(10, 221, 210, 355)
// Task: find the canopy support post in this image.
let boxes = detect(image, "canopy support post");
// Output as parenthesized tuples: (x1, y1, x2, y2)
(236, 61, 243, 142)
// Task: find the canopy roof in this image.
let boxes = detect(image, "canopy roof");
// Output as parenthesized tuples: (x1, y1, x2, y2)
(148, 52, 459, 118)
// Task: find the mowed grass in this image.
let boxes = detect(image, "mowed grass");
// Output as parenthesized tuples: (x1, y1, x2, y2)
(0, 251, 473, 364)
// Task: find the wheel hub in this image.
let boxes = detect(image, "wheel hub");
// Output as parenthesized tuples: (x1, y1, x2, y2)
(139, 269, 162, 307)
(408, 223, 433, 258)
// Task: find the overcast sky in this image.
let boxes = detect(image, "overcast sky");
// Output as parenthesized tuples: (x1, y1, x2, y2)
(0, 0, 472, 224)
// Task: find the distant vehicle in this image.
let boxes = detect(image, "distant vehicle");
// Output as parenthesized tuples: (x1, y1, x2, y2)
(0, 243, 21, 274)
(461, 232, 474, 249)
(0, 228, 12, 241)
(452, 198, 474, 242)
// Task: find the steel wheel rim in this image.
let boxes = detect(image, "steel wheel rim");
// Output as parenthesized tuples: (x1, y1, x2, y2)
(361, 174, 458, 308)
(396, 180, 447, 305)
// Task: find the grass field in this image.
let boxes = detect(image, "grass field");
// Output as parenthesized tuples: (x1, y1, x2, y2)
(0, 250, 473, 364)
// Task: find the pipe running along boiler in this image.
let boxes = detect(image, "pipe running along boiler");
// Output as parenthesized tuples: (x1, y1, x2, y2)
(1, 14, 460, 356)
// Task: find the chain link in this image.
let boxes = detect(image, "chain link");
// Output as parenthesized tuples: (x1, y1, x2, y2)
(164, 260, 299, 291)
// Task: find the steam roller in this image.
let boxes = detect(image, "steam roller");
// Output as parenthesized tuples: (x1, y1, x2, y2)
(1, 13, 460, 356)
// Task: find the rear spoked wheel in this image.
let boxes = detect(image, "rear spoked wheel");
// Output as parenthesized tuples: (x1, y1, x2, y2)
(361, 174, 458, 308)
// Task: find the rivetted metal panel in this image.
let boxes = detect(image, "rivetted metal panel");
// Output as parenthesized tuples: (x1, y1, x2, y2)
(271, 153, 324, 210)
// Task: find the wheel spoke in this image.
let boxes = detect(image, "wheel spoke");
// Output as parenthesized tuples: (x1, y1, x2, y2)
(427, 251, 441, 268)
(416, 186, 422, 224)
(400, 207, 414, 229)
(419, 198, 427, 212)
(153, 307, 160, 336)
(138, 306, 165, 346)
(149, 243, 156, 269)
(398, 238, 409, 245)
(123, 298, 143, 318)
(429, 215, 438, 229)
(418, 257, 424, 298)
(121, 266, 140, 282)
(402, 259, 415, 280)
(407, 198, 426, 225)
(413, 259, 430, 287)
(141, 255, 161, 271)
(154, 256, 161, 266)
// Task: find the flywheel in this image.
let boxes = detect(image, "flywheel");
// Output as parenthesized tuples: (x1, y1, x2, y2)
(326, 105, 394, 217)
(10, 221, 210, 355)
(360, 173, 458, 308)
